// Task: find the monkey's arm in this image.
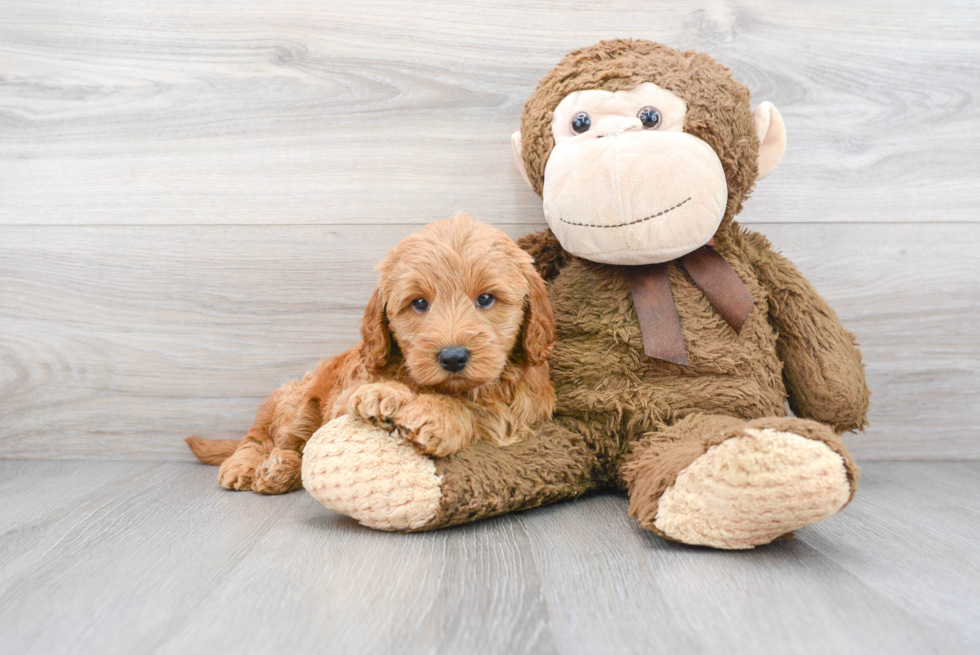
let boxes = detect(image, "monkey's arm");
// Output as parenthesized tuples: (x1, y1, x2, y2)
(516, 229, 573, 281)
(741, 228, 870, 433)
(302, 414, 600, 532)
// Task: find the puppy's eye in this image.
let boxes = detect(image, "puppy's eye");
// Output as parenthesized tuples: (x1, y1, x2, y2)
(571, 112, 591, 134)
(638, 106, 661, 130)
(412, 298, 429, 312)
(476, 293, 495, 309)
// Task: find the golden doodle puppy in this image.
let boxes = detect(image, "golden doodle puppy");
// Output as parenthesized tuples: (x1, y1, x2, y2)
(187, 213, 556, 494)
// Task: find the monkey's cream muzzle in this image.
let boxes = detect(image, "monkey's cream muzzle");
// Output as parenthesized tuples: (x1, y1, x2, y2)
(542, 129, 728, 265)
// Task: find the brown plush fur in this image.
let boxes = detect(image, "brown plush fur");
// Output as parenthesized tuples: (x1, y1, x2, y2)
(187, 213, 556, 494)
(401, 41, 870, 539)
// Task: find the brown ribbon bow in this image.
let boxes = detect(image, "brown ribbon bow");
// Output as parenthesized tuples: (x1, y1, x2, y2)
(625, 245, 754, 366)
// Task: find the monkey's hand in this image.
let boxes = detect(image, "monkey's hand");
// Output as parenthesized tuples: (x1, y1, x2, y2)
(346, 382, 417, 431)
(393, 395, 476, 458)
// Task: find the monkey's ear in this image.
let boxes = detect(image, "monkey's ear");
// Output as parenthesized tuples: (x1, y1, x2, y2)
(511, 131, 533, 188)
(359, 287, 391, 372)
(753, 102, 787, 181)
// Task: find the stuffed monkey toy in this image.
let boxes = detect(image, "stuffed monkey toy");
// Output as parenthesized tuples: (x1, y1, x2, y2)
(302, 40, 870, 548)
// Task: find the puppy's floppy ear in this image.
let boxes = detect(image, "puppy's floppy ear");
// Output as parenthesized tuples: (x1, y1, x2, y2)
(359, 286, 391, 372)
(519, 264, 556, 366)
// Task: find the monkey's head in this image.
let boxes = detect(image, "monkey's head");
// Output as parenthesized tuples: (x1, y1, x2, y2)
(512, 40, 786, 265)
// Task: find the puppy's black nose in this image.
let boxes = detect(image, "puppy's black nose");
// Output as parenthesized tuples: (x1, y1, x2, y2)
(437, 345, 470, 372)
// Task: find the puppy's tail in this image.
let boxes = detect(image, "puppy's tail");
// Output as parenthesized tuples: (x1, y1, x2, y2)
(185, 436, 241, 466)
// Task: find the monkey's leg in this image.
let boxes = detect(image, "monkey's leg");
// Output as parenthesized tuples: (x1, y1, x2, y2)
(619, 415, 859, 549)
(301, 414, 600, 531)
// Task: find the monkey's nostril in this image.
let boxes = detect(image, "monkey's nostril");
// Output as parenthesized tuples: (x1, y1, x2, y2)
(437, 346, 470, 372)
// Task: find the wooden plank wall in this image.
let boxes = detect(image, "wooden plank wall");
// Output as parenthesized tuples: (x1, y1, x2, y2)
(1, 0, 977, 460)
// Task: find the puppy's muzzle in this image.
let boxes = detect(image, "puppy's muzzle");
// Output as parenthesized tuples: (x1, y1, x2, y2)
(437, 345, 470, 373)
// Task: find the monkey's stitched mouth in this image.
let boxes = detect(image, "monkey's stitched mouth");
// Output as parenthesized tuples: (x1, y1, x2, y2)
(558, 197, 692, 229)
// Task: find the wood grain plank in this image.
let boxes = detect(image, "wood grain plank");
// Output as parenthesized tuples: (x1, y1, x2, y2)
(1, 0, 977, 225)
(812, 461, 980, 644)
(0, 460, 160, 531)
(0, 461, 166, 590)
(518, 492, 972, 654)
(156, 500, 556, 655)
(0, 462, 291, 655)
(1, 222, 976, 460)
(0, 461, 976, 654)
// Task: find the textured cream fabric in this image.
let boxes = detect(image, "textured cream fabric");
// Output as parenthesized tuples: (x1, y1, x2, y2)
(511, 130, 532, 188)
(542, 128, 727, 265)
(753, 101, 786, 181)
(302, 415, 443, 531)
(654, 428, 851, 549)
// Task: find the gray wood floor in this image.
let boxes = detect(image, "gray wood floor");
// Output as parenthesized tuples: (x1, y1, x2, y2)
(0, 459, 977, 655)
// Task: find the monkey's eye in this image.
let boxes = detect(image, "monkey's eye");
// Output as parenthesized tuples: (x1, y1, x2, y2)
(476, 293, 495, 309)
(638, 106, 662, 129)
(412, 298, 429, 312)
(571, 112, 591, 134)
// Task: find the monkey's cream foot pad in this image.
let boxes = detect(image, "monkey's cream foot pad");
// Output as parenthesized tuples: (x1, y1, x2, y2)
(654, 428, 852, 549)
(302, 414, 443, 531)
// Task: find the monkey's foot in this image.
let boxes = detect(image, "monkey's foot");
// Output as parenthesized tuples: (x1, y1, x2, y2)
(653, 427, 853, 549)
(301, 415, 443, 531)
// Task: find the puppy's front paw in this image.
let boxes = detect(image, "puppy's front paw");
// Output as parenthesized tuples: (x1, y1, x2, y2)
(394, 397, 466, 458)
(347, 382, 417, 430)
